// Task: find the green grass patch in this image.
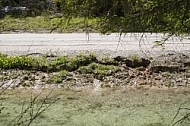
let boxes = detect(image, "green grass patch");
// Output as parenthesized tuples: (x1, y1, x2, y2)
(0, 53, 97, 72)
(65, 53, 97, 71)
(130, 54, 139, 62)
(79, 62, 119, 80)
(46, 70, 69, 84)
(0, 16, 98, 33)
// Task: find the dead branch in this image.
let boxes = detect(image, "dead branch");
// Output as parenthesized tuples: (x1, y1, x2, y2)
(172, 104, 190, 126)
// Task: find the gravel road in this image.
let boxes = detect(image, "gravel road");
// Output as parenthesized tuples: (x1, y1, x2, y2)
(0, 33, 189, 57)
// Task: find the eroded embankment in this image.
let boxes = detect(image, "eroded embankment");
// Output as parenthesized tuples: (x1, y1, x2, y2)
(0, 52, 190, 89)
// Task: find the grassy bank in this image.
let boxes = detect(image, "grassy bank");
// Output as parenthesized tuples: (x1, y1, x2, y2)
(0, 16, 98, 33)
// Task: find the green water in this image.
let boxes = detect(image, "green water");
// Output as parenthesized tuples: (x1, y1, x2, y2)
(0, 87, 190, 126)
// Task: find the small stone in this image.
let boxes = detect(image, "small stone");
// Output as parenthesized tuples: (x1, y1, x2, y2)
(176, 78, 183, 82)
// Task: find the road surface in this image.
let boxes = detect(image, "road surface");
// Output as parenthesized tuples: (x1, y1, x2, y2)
(0, 33, 189, 56)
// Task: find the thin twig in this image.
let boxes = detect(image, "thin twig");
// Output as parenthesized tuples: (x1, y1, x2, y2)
(172, 105, 190, 126)
(116, 29, 125, 52)
(27, 89, 56, 126)
(0, 80, 13, 95)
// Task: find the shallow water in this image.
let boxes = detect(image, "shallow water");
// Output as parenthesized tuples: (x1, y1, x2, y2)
(1, 87, 190, 126)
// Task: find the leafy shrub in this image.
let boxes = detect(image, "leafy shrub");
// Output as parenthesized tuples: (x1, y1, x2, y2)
(0, 53, 100, 73)
(79, 62, 119, 80)
(0, 55, 37, 69)
(66, 53, 97, 71)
